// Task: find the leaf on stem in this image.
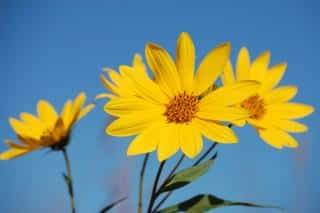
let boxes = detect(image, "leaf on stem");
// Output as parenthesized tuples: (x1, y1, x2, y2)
(99, 196, 128, 213)
(156, 194, 283, 213)
(159, 155, 217, 194)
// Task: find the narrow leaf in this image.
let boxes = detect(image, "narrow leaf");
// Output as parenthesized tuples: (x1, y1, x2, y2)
(99, 196, 127, 213)
(159, 156, 216, 193)
(156, 194, 283, 213)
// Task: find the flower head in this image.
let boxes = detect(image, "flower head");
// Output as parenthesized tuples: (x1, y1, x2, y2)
(102, 32, 260, 161)
(221, 47, 314, 148)
(0, 92, 94, 160)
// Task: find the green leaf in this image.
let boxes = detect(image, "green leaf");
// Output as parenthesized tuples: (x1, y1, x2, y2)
(156, 194, 283, 213)
(159, 155, 216, 194)
(99, 196, 127, 213)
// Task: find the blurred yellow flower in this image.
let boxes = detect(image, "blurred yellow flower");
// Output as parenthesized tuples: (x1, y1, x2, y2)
(221, 47, 314, 148)
(0, 92, 94, 160)
(102, 32, 260, 161)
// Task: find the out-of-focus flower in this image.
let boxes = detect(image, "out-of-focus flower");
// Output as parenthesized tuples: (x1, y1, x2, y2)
(221, 47, 314, 148)
(0, 92, 94, 160)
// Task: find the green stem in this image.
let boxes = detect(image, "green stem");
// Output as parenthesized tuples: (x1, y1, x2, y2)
(147, 161, 166, 213)
(138, 154, 149, 213)
(193, 142, 217, 166)
(152, 155, 185, 213)
(62, 148, 76, 213)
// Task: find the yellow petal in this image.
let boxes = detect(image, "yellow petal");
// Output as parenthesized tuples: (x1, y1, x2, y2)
(19, 112, 44, 137)
(0, 147, 31, 160)
(9, 118, 35, 138)
(95, 93, 115, 100)
(77, 103, 95, 121)
(274, 120, 308, 133)
(258, 128, 298, 149)
(261, 63, 287, 90)
(106, 113, 164, 137)
(236, 47, 251, 81)
(132, 54, 148, 75)
(249, 51, 270, 81)
(127, 122, 163, 156)
(197, 106, 249, 122)
(72, 92, 86, 116)
(100, 74, 120, 95)
(157, 124, 180, 161)
(200, 81, 260, 106)
(105, 96, 164, 117)
(193, 42, 231, 95)
(267, 103, 314, 119)
(180, 123, 203, 159)
(263, 86, 297, 104)
(5, 140, 28, 149)
(176, 32, 195, 92)
(145, 43, 181, 97)
(230, 119, 246, 127)
(37, 100, 58, 129)
(194, 118, 237, 143)
(221, 60, 235, 86)
(51, 118, 66, 142)
(120, 65, 169, 104)
(61, 100, 73, 130)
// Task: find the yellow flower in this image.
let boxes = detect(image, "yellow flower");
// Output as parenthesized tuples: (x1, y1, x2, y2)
(0, 92, 94, 160)
(221, 47, 314, 148)
(103, 32, 260, 161)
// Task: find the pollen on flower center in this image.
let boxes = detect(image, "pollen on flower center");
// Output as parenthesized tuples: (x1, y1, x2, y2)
(164, 92, 199, 123)
(241, 95, 266, 119)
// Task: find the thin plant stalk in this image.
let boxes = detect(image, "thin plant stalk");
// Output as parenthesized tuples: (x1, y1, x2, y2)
(147, 161, 166, 213)
(138, 154, 150, 213)
(62, 148, 76, 213)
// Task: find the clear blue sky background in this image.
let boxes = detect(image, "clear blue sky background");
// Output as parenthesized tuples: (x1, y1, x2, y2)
(0, 0, 319, 212)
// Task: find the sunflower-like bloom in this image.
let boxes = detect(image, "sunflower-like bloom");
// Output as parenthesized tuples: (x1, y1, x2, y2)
(221, 48, 314, 148)
(0, 92, 94, 160)
(101, 33, 260, 161)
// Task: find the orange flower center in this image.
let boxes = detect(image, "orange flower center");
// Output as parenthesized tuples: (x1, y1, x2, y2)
(241, 95, 266, 119)
(165, 92, 199, 123)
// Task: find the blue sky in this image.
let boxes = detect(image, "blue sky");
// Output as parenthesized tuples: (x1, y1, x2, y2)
(0, 0, 319, 212)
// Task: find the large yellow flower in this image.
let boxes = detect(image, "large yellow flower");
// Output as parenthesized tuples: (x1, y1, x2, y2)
(0, 92, 94, 160)
(221, 47, 314, 148)
(102, 32, 260, 161)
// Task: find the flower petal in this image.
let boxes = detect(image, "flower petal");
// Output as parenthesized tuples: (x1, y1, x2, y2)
(37, 100, 58, 128)
(105, 96, 164, 117)
(77, 103, 95, 121)
(176, 32, 195, 92)
(236, 47, 251, 80)
(193, 42, 231, 95)
(180, 123, 203, 159)
(197, 106, 249, 122)
(274, 120, 308, 133)
(0, 147, 31, 160)
(249, 51, 270, 81)
(100, 74, 120, 95)
(157, 124, 180, 161)
(120, 66, 169, 104)
(200, 81, 260, 106)
(263, 86, 297, 104)
(127, 122, 163, 156)
(258, 128, 298, 148)
(267, 103, 314, 119)
(194, 118, 237, 143)
(261, 63, 287, 90)
(106, 112, 165, 137)
(221, 60, 235, 86)
(145, 43, 181, 97)
(9, 118, 36, 139)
